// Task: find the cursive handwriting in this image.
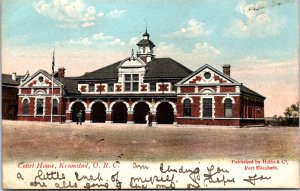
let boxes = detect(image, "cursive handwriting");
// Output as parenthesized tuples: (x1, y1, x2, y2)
(34, 170, 65, 181)
(243, 174, 271, 186)
(130, 174, 175, 189)
(55, 180, 77, 189)
(133, 162, 149, 169)
(203, 165, 235, 186)
(75, 172, 103, 182)
(111, 171, 122, 189)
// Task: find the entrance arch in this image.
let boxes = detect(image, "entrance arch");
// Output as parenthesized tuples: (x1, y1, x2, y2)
(91, 102, 106, 123)
(112, 102, 128, 123)
(71, 102, 85, 122)
(134, 102, 150, 124)
(156, 102, 174, 124)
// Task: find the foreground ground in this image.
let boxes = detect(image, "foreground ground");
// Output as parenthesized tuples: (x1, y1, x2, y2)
(2, 120, 299, 162)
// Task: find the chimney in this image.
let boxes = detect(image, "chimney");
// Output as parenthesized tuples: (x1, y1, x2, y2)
(57, 67, 65, 79)
(222, 64, 231, 76)
(12, 72, 17, 81)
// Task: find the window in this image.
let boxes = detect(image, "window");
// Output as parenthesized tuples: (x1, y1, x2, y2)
(171, 83, 177, 92)
(124, 74, 139, 92)
(143, 47, 145, 53)
(89, 83, 95, 92)
(204, 72, 211, 79)
(23, 99, 29, 114)
(183, 99, 191, 116)
(36, 98, 44, 115)
(224, 99, 232, 118)
(38, 76, 44, 82)
(203, 98, 212, 118)
(108, 83, 114, 92)
(52, 99, 58, 115)
(150, 82, 156, 91)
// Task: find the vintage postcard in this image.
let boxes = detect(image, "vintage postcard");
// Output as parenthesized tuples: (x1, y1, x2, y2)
(2, 0, 299, 189)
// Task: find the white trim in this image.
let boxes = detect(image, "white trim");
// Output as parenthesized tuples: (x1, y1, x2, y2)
(200, 95, 215, 119)
(177, 117, 242, 120)
(88, 99, 108, 111)
(109, 99, 130, 111)
(18, 114, 66, 117)
(200, 88, 215, 94)
(222, 94, 236, 104)
(68, 99, 88, 111)
(21, 96, 30, 103)
(34, 96, 46, 116)
(154, 100, 177, 113)
(131, 99, 152, 112)
(181, 95, 193, 103)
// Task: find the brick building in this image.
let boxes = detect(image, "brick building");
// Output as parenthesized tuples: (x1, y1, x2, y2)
(2, 73, 23, 120)
(17, 31, 265, 126)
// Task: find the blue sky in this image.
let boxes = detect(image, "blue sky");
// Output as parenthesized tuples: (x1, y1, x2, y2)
(2, 0, 299, 116)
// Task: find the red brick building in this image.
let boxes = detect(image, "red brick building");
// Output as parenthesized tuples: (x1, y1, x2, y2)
(17, 31, 265, 126)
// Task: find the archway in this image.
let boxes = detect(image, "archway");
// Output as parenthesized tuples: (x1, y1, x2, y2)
(112, 102, 127, 123)
(156, 102, 174, 124)
(91, 102, 106, 123)
(71, 102, 85, 122)
(134, 102, 150, 124)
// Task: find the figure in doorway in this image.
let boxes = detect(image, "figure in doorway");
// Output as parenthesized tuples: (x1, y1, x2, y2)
(77, 110, 82, 125)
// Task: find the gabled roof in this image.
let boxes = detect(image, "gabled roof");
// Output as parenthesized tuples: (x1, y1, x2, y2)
(177, 64, 239, 84)
(19, 69, 63, 87)
(2, 74, 22, 86)
(144, 58, 192, 80)
(76, 60, 122, 81)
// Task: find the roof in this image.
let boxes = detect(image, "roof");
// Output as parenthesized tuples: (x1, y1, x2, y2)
(240, 85, 265, 99)
(58, 77, 81, 95)
(144, 58, 193, 80)
(77, 60, 122, 81)
(76, 58, 192, 81)
(136, 39, 155, 48)
(177, 64, 239, 85)
(2, 74, 23, 86)
(143, 31, 150, 37)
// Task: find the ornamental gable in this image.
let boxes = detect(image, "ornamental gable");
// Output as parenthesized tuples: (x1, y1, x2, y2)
(177, 64, 238, 85)
(19, 70, 62, 88)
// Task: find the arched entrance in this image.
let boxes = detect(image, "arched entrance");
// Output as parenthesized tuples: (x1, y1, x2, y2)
(156, 102, 174, 124)
(91, 102, 106, 123)
(134, 102, 150, 124)
(112, 102, 127, 123)
(71, 102, 85, 122)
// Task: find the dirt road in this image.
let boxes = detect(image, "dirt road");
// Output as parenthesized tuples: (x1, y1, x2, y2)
(2, 120, 299, 162)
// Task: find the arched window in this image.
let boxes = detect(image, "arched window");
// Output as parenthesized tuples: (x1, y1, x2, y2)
(23, 99, 29, 114)
(52, 99, 58, 115)
(224, 98, 233, 118)
(183, 99, 191, 117)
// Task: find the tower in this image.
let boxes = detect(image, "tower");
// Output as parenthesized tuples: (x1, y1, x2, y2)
(136, 28, 155, 63)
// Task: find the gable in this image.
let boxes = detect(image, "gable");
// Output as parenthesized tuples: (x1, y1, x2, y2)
(20, 70, 62, 88)
(177, 64, 239, 85)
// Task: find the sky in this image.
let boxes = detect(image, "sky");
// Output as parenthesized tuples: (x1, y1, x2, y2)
(2, 0, 299, 117)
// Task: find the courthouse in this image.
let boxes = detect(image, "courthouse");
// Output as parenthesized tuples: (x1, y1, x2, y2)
(16, 30, 265, 126)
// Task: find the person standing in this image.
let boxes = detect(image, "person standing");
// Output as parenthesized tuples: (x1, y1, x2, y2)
(148, 112, 153, 127)
(145, 112, 149, 126)
(77, 110, 82, 125)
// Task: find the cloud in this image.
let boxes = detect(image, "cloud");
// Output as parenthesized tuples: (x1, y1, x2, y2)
(97, 12, 105, 17)
(174, 19, 210, 38)
(109, 38, 125, 46)
(229, 0, 286, 37)
(192, 42, 221, 56)
(156, 42, 221, 69)
(129, 37, 139, 46)
(108, 9, 126, 16)
(66, 32, 125, 46)
(33, 0, 104, 28)
(92, 33, 114, 40)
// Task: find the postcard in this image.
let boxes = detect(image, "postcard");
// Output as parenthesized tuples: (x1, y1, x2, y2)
(2, 0, 299, 189)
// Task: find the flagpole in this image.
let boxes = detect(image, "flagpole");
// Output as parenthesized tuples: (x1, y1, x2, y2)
(51, 48, 55, 123)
